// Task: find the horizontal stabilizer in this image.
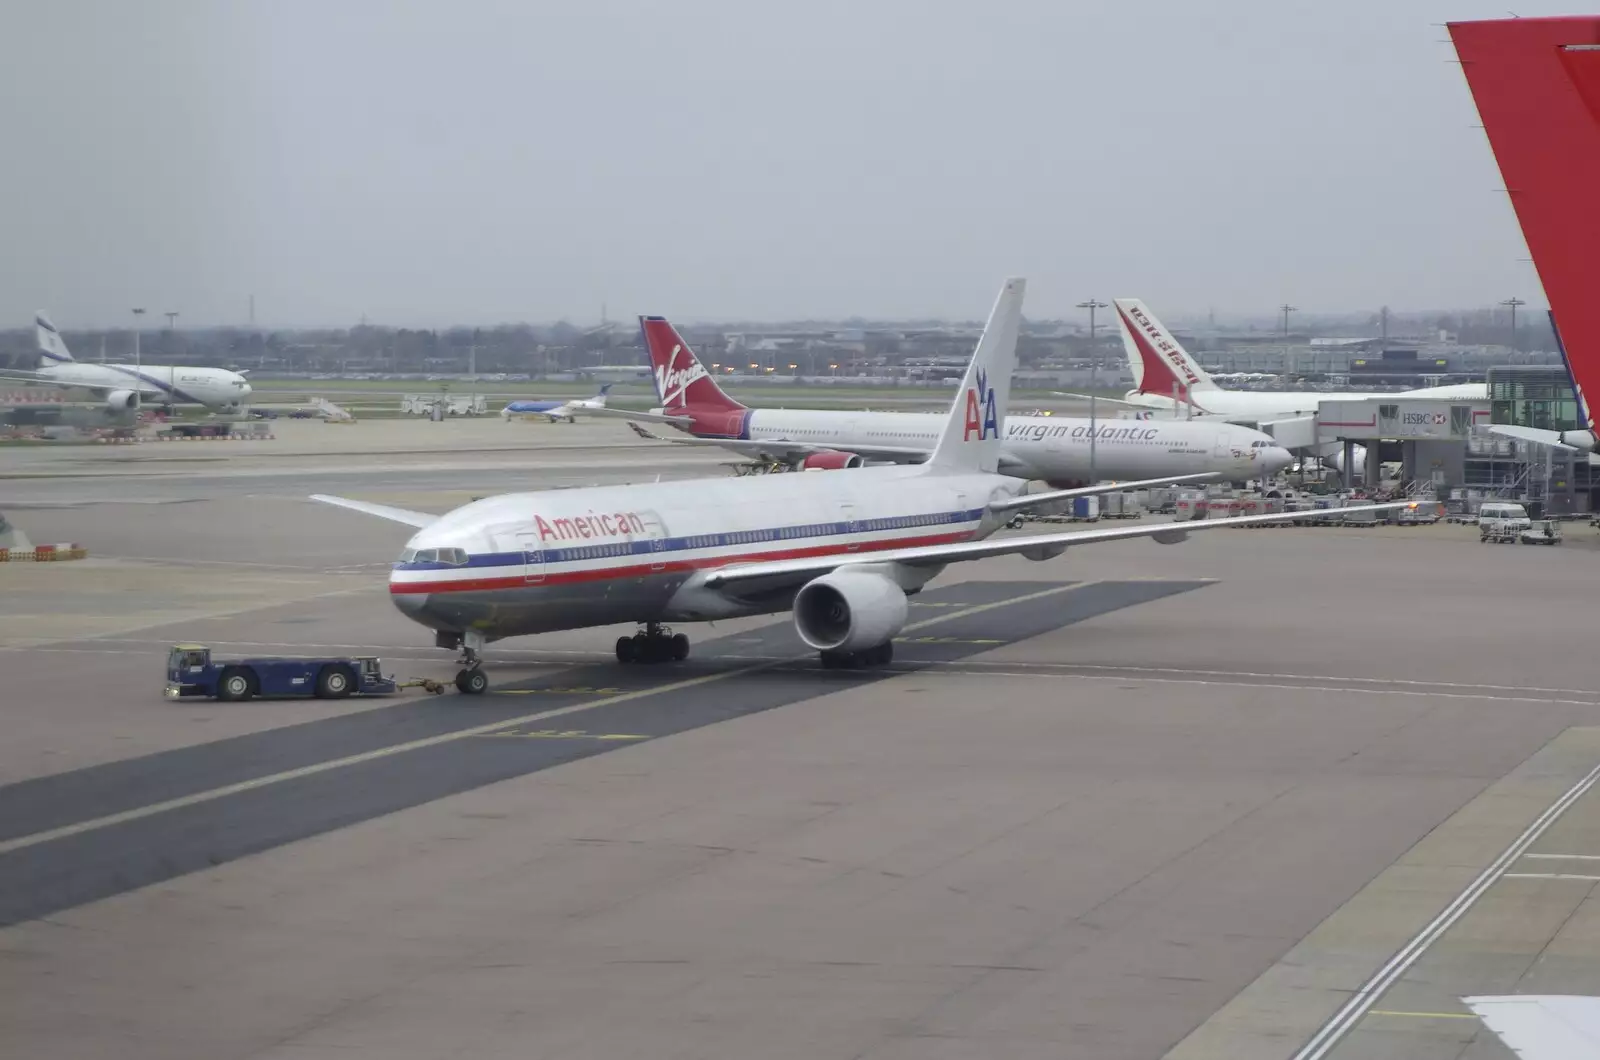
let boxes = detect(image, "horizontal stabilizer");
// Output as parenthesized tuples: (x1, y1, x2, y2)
(1048, 391, 1143, 406)
(585, 406, 694, 426)
(309, 495, 438, 528)
(989, 473, 1220, 514)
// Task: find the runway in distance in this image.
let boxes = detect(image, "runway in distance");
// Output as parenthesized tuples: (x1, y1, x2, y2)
(613, 314, 1291, 486)
(502, 383, 613, 422)
(1112, 298, 1485, 423)
(0, 313, 253, 413)
(312, 278, 1398, 693)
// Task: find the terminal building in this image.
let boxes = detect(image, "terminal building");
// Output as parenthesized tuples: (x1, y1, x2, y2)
(1262, 365, 1598, 516)
(1480, 365, 1597, 515)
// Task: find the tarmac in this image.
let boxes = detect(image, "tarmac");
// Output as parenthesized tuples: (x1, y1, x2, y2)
(2, 417, 1598, 1059)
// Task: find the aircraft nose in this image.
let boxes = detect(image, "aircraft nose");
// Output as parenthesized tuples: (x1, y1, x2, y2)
(1263, 446, 1293, 473)
(389, 584, 433, 624)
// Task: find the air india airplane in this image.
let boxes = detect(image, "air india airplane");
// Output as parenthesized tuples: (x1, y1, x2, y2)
(313, 278, 1396, 694)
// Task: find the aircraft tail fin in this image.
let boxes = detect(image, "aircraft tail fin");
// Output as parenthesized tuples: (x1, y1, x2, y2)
(1550, 310, 1593, 431)
(1448, 17, 1600, 426)
(637, 316, 746, 413)
(1114, 299, 1216, 403)
(926, 278, 1025, 474)
(35, 312, 73, 365)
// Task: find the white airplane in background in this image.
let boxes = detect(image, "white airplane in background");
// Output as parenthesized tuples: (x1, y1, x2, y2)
(311, 278, 1397, 695)
(501, 384, 613, 423)
(1112, 298, 1484, 421)
(0, 313, 253, 413)
(609, 315, 1291, 487)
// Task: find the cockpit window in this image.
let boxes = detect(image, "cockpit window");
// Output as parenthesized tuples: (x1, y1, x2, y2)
(396, 547, 467, 566)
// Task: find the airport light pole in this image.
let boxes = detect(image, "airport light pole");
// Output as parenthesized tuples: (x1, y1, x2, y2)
(131, 308, 146, 371)
(1077, 299, 1108, 483)
(1500, 296, 1525, 355)
(1279, 303, 1298, 379)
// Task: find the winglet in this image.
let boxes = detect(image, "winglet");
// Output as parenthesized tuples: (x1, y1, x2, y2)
(926, 278, 1025, 473)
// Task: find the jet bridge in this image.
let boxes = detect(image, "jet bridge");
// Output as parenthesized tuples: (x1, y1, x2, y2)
(1312, 398, 1490, 489)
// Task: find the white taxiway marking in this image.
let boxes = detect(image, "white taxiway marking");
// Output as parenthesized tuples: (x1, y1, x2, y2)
(0, 582, 1096, 859)
(1289, 761, 1600, 1060)
(1502, 873, 1600, 882)
(1523, 853, 1600, 861)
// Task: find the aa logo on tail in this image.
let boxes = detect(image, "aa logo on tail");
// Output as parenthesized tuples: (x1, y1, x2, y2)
(963, 369, 999, 440)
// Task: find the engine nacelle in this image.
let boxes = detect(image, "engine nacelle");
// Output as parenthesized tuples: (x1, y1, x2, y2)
(800, 450, 864, 471)
(105, 389, 140, 411)
(793, 569, 908, 652)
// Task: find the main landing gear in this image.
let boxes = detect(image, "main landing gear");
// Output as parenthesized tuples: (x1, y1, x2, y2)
(616, 623, 690, 664)
(818, 641, 894, 670)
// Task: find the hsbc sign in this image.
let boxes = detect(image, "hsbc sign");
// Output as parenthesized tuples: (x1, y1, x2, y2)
(1401, 411, 1448, 426)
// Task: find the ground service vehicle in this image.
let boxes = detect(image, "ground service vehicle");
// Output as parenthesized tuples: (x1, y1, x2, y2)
(164, 644, 406, 701)
(1479, 502, 1532, 543)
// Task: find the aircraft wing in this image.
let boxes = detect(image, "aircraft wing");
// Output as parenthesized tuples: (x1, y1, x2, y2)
(988, 473, 1219, 514)
(308, 495, 438, 528)
(701, 503, 1407, 590)
(625, 421, 929, 465)
(0, 367, 160, 399)
(1464, 995, 1600, 1059)
(1488, 423, 1581, 451)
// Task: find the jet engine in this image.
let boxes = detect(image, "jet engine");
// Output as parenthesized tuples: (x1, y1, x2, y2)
(105, 389, 140, 411)
(793, 569, 907, 653)
(799, 450, 864, 471)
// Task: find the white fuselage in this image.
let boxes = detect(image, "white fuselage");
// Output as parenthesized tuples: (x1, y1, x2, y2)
(1125, 383, 1486, 423)
(41, 362, 252, 410)
(389, 464, 1018, 640)
(735, 408, 1290, 483)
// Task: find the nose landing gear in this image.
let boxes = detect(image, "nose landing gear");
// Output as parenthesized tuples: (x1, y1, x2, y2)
(442, 630, 490, 695)
(616, 622, 690, 664)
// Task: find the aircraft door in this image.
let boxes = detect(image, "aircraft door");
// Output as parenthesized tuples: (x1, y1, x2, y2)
(638, 511, 669, 572)
(517, 531, 545, 585)
(840, 501, 860, 551)
(1214, 431, 1233, 459)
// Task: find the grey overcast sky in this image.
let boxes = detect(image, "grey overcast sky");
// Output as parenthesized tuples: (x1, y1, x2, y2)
(0, 1, 1574, 327)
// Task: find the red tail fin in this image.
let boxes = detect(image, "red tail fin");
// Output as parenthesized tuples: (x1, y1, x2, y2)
(1449, 17, 1600, 410)
(637, 316, 746, 413)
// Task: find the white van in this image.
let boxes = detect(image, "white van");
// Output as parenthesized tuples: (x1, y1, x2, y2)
(1478, 502, 1532, 542)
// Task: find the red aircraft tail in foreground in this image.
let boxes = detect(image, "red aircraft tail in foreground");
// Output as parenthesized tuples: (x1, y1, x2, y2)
(1448, 17, 1600, 411)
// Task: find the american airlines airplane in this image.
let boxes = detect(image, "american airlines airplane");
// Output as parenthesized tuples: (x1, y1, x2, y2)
(613, 315, 1291, 486)
(0, 313, 253, 412)
(1112, 298, 1484, 422)
(312, 278, 1396, 694)
(502, 384, 612, 422)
